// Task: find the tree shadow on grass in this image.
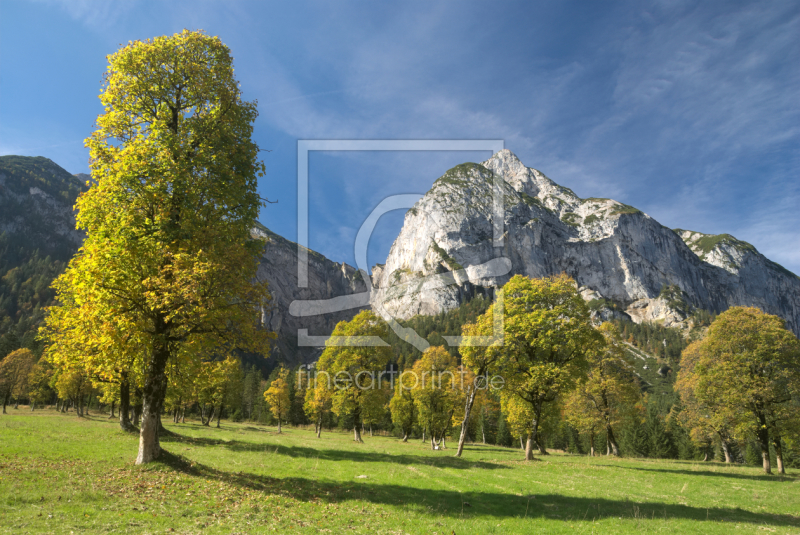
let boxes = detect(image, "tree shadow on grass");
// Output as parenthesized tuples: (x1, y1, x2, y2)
(160, 432, 509, 471)
(610, 463, 797, 483)
(153, 451, 800, 529)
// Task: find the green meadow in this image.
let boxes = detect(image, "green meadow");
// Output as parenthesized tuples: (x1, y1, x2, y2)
(1, 410, 798, 534)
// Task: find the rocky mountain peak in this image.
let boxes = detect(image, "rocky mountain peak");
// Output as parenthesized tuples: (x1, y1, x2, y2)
(370, 151, 800, 335)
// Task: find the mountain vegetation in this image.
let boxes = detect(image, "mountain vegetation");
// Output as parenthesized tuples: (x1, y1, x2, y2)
(0, 155, 87, 361)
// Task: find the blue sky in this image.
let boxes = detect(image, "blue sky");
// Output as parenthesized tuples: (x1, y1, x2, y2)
(1, 0, 798, 274)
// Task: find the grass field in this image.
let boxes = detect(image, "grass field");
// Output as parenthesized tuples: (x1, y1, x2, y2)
(1, 410, 799, 534)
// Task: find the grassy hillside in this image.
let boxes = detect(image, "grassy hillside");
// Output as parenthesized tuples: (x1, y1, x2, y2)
(1, 410, 798, 534)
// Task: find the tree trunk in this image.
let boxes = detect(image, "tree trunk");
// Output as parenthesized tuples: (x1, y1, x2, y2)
(277, 417, 282, 434)
(525, 433, 534, 461)
(31, 401, 35, 412)
(402, 431, 408, 442)
(773, 434, 786, 475)
(135, 343, 170, 465)
(205, 405, 213, 425)
(442, 435, 447, 449)
(316, 417, 322, 438)
(529, 406, 544, 458)
(520, 435, 525, 450)
(421, 429, 426, 443)
(181, 407, 186, 423)
(216, 404, 223, 428)
(536, 436, 548, 455)
(755, 414, 772, 474)
(590, 431, 595, 457)
(119, 378, 136, 432)
(431, 433, 437, 450)
(455, 386, 476, 457)
(2, 393, 7, 414)
(481, 411, 486, 445)
(353, 425, 363, 443)
(109, 401, 116, 419)
(606, 425, 620, 456)
(703, 451, 709, 462)
(369, 424, 373, 437)
(720, 439, 733, 463)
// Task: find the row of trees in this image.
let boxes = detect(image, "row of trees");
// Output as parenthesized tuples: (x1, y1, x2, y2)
(289, 276, 646, 460)
(268, 275, 799, 473)
(9, 273, 799, 474)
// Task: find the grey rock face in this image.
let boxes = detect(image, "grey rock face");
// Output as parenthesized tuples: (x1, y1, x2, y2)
(369, 150, 800, 335)
(0, 157, 86, 257)
(253, 225, 369, 364)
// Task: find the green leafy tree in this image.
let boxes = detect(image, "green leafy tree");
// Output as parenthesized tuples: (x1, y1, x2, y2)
(410, 346, 459, 450)
(673, 340, 737, 462)
(456, 304, 504, 456)
(264, 367, 291, 433)
(688, 307, 800, 474)
(317, 311, 392, 443)
(53, 367, 94, 417)
(646, 404, 676, 458)
(0, 348, 36, 412)
(495, 411, 513, 447)
(304, 377, 332, 438)
(389, 380, 416, 442)
(40, 30, 273, 463)
(563, 323, 642, 456)
(27, 359, 55, 411)
(241, 365, 264, 421)
(495, 274, 600, 460)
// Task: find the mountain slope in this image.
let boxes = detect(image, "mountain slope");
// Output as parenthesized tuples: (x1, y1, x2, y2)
(253, 222, 368, 364)
(0, 156, 368, 365)
(370, 150, 800, 335)
(0, 156, 88, 357)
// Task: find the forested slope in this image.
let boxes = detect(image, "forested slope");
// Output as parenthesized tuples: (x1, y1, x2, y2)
(0, 156, 87, 359)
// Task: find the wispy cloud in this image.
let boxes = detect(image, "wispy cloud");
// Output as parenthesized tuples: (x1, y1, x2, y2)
(5, 0, 798, 273)
(31, 0, 139, 31)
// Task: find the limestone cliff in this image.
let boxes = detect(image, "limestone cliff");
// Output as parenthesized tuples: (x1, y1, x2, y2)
(369, 150, 800, 335)
(253, 223, 369, 364)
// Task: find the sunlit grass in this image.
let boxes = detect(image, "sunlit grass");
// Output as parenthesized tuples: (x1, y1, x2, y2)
(1, 409, 798, 534)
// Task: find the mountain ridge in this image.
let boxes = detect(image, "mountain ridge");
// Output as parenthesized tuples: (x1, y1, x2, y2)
(369, 150, 800, 335)
(2, 153, 798, 366)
